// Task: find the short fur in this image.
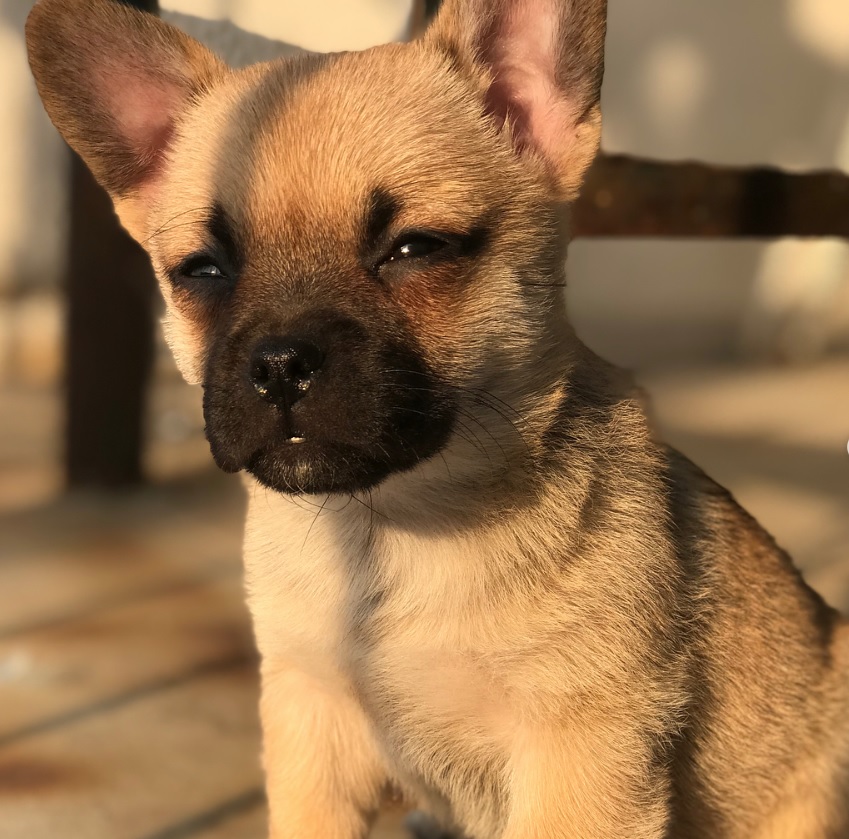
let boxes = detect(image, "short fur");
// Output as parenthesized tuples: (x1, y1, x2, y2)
(26, 0, 849, 836)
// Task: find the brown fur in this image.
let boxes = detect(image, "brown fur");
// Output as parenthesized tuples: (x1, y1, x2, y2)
(26, 0, 849, 836)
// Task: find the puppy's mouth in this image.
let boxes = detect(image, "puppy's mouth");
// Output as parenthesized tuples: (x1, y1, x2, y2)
(217, 417, 452, 495)
(241, 442, 388, 495)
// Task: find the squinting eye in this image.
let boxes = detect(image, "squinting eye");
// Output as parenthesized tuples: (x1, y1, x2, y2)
(172, 253, 234, 291)
(387, 234, 448, 263)
(187, 262, 223, 279)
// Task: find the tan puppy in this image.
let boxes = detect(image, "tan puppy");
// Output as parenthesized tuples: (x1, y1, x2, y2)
(26, 0, 849, 836)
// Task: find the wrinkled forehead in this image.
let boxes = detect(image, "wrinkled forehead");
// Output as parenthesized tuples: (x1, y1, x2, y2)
(158, 42, 512, 256)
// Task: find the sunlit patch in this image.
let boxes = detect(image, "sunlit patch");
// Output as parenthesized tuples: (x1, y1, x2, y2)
(640, 38, 709, 142)
(787, 0, 849, 69)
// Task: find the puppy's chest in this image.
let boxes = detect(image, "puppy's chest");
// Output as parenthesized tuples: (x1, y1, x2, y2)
(244, 497, 516, 792)
(352, 561, 516, 829)
(354, 597, 518, 746)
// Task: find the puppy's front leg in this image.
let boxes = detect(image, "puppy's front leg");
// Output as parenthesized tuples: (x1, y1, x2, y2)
(501, 725, 669, 839)
(260, 663, 387, 839)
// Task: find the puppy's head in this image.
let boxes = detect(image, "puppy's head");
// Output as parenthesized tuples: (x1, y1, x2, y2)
(27, 0, 606, 495)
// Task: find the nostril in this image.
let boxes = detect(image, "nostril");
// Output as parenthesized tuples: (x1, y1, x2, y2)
(251, 360, 271, 385)
(285, 358, 305, 380)
(249, 337, 325, 407)
(292, 343, 324, 378)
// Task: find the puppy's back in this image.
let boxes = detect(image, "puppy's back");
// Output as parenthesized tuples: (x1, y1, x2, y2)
(663, 449, 849, 837)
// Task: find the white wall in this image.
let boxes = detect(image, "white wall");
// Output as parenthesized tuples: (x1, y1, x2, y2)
(569, 0, 849, 367)
(163, 0, 416, 51)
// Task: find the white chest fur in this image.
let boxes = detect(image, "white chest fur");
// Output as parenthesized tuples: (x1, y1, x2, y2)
(242, 480, 527, 826)
(240, 476, 671, 837)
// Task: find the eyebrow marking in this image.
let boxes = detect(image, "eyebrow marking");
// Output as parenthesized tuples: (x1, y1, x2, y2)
(207, 201, 243, 273)
(361, 188, 402, 261)
(457, 222, 491, 259)
(162, 202, 243, 286)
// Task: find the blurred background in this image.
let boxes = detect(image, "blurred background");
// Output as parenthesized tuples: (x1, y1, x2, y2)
(0, 0, 847, 836)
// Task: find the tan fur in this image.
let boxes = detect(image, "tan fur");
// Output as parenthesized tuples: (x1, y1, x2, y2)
(26, 0, 849, 836)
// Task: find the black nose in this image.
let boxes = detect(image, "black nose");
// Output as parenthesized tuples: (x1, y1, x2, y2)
(249, 337, 325, 407)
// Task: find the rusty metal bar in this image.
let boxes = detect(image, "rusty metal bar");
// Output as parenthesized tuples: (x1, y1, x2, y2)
(574, 154, 849, 238)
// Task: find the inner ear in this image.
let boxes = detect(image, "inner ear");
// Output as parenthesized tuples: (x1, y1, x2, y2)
(482, 5, 575, 155)
(426, 0, 607, 200)
(88, 56, 194, 192)
(26, 0, 227, 205)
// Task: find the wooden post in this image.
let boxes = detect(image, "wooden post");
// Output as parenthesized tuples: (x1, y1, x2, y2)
(64, 0, 159, 489)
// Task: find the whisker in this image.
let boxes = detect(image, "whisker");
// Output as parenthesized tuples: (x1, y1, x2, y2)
(438, 452, 454, 483)
(468, 399, 535, 459)
(141, 206, 210, 246)
(350, 491, 391, 522)
(458, 407, 509, 464)
(452, 415, 495, 466)
(301, 493, 330, 552)
(291, 493, 328, 511)
(467, 387, 528, 425)
(377, 369, 535, 463)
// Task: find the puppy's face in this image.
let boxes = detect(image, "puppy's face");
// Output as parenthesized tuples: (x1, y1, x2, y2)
(27, 0, 607, 495)
(154, 48, 563, 494)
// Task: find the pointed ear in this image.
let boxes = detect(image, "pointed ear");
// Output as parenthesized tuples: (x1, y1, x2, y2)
(425, 0, 607, 200)
(26, 0, 227, 238)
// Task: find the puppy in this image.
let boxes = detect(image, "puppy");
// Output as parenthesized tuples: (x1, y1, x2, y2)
(26, 0, 849, 836)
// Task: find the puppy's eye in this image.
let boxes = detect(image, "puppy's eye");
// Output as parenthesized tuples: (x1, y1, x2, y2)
(386, 234, 449, 263)
(185, 261, 224, 279)
(171, 255, 232, 287)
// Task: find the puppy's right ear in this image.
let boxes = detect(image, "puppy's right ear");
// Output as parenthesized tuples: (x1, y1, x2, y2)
(26, 0, 227, 239)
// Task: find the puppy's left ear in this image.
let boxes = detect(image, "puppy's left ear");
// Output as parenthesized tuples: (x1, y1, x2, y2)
(425, 0, 607, 200)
